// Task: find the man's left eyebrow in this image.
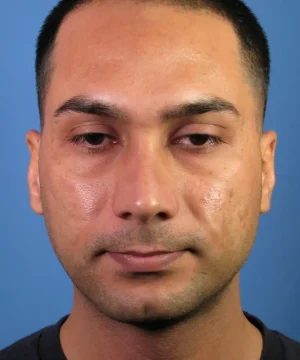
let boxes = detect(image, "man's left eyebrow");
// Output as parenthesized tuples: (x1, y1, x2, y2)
(161, 97, 240, 121)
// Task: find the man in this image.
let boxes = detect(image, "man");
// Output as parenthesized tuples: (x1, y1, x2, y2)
(1, 0, 299, 359)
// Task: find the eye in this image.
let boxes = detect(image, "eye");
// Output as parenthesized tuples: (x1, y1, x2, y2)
(173, 134, 222, 148)
(71, 133, 117, 152)
(73, 133, 106, 146)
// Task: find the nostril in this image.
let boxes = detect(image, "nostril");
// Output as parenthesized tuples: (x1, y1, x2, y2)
(120, 211, 168, 221)
(122, 212, 132, 219)
(158, 212, 168, 220)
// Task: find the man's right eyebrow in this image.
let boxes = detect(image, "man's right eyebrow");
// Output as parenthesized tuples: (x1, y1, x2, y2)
(53, 96, 127, 120)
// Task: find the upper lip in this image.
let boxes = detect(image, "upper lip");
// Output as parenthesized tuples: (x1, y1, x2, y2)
(117, 251, 174, 256)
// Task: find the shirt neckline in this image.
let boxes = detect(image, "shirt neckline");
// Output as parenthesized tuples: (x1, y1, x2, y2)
(39, 312, 283, 360)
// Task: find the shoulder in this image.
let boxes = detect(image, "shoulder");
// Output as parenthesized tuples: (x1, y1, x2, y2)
(0, 316, 68, 360)
(245, 312, 300, 360)
(275, 330, 300, 359)
(0, 329, 42, 360)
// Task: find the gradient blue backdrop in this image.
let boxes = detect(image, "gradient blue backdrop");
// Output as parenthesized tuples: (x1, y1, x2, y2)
(1, 0, 299, 349)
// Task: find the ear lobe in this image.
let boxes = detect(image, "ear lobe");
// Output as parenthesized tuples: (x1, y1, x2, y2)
(260, 130, 277, 214)
(26, 130, 43, 215)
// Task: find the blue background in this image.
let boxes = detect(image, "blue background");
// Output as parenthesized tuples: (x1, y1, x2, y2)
(1, 0, 299, 349)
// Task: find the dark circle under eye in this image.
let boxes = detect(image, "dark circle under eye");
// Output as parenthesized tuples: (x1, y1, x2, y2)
(85, 133, 105, 146)
(189, 134, 209, 146)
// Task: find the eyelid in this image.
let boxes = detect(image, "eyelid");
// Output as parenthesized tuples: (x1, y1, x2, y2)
(69, 120, 120, 134)
(173, 123, 217, 135)
(173, 134, 222, 144)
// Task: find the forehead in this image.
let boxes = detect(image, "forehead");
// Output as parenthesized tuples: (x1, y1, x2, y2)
(46, 1, 254, 119)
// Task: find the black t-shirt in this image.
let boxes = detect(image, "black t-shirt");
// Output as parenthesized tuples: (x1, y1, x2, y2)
(1, 313, 300, 359)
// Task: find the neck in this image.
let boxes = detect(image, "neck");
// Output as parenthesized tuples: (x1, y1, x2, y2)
(60, 275, 262, 360)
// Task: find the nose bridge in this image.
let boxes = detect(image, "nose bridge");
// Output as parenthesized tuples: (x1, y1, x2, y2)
(112, 139, 179, 221)
(127, 145, 166, 197)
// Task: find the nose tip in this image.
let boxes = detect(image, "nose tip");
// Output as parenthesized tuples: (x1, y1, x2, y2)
(112, 174, 179, 224)
(120, 199, 171, 223)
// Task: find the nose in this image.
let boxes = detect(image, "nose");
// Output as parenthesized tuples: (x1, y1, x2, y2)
(112, 149, 179, 224)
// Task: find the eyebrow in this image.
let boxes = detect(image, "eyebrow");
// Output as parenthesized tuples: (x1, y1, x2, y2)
(162, 98, 240, 120)
(54, 95, 125, 120)
(53, 95, 240, 122)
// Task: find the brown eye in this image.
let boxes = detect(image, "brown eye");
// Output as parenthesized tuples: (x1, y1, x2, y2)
(83, 133, 106, 146)
(70, 133, 118, 154)
(173, 134, 222, 147)
(188, 134, 210, 146)
(71, 133, 111, 146)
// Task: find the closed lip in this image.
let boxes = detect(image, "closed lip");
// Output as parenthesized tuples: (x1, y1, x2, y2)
(96, 248, 195, 257)
(106, 250, 186, 272)
(115, 251, 174, 257)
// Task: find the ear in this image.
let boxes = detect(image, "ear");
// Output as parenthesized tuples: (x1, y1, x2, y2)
(260, 130, 277, 214)
(26, 130, 43, 215)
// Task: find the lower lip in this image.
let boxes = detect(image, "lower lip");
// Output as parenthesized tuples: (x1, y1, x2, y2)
(107, 251, 185, 272)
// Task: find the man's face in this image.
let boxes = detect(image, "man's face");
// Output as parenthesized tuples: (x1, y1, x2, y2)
(27, 2, 276, 324)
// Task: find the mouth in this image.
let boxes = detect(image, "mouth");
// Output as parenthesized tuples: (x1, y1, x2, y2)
(106, 250, 186, 273)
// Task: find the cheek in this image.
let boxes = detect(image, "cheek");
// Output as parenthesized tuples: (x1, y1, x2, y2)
(43, 175, 108, 218)
(72, 181, 108, 216)
(184, 159, 262, 250)
(39, 162, 111, 252)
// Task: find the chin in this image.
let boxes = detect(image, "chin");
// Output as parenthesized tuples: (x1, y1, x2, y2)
(102, 298, 196, 330)
(120, 313, 191, 331)
(86, 283, 220, 330)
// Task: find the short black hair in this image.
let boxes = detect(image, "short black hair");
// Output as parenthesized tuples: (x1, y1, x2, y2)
(36, 0, 270, 125)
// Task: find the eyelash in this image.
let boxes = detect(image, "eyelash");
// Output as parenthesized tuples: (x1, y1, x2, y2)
(70, 133, 223, 154)
(173, 134, 223, 149)
(71, 133, 117, 154)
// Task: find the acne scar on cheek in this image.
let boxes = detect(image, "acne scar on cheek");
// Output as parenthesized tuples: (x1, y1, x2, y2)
(203, 187, 222, 206)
